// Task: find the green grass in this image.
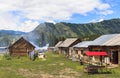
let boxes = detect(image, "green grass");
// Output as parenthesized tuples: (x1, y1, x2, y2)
(0, 52, 120, 78)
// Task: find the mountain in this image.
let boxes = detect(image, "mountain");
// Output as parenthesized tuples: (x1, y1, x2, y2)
(0, 18, 120, 47)
(0, 30, 26, 36)
(0, 30, 26, 47)
(26, 18, 120, 46)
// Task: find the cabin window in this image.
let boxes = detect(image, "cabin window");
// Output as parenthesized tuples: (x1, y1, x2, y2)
(75, 50, 78, 54)
(81, 50, 84, 54)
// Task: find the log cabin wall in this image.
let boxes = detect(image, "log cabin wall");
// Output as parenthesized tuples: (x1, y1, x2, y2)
(9, 37, 35, 56)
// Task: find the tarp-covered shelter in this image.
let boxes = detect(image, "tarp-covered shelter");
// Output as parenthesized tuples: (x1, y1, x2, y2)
(83, 51, 108, 74)
(85, 52, 108, 56)
(9, 37, 35, 56)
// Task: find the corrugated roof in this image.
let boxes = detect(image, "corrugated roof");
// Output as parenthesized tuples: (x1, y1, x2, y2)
(102, 34, 120, 46)
(90, 34, 118, 46)
(74, 41, 92, 48)
(59, 38, 79, 47)
(55, 41, 63, 47)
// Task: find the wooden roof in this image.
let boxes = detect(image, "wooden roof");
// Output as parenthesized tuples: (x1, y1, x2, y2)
(9, 37, 35, 48)
(55, 41, 63, 47)
(59, 38, 81, 47)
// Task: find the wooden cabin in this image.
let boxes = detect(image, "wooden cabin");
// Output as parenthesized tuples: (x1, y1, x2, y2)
(9, 37, 35, 56)
(58, 38, 81, 58)
(89, 34, 120, 64)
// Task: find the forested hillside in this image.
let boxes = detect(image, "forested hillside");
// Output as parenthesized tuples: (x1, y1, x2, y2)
(26, 18, 120, 46)
(0, 18, 120, 47)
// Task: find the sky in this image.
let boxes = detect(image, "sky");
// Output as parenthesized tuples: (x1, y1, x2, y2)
(0, 0, 120, 32)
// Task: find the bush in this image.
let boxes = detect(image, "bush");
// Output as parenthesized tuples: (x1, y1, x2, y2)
(3, 54, 12, 60)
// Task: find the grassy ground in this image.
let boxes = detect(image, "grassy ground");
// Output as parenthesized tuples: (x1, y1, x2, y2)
(0, 52, 120, 78)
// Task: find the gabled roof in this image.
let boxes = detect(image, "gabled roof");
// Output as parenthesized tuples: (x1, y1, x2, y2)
(9, 37, 35, 48)
(74, 41, 92, 48)
(90, 34, 118, 46)
(55, 41, 63, 47)
(59, 38, 80, 47)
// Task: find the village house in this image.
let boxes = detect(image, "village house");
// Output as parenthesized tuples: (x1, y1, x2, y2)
(71, 34, 120, 65)
(9, 37, 35, 56)
(88, 34, 120, 64)
(58, 38, 81, 58)
(73, 41, 92, 58)
(54, 41, 63, 53)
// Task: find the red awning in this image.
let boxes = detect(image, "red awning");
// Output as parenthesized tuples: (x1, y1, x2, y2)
(85, 52, 108, 56)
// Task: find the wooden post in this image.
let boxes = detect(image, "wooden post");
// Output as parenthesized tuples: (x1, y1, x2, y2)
(118, 48, 120, 64)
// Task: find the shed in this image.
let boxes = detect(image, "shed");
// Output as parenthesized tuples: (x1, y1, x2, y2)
(9, 37, 35, 56)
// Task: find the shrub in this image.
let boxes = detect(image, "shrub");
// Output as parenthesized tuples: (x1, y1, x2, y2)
(3, 54, 12, 60)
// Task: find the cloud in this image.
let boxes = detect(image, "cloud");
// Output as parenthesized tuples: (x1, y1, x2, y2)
(0, 0, 112, 32)
(0, 12, 39, 32)
(46, 20, 56, 24)
(90, 18, 104, 23)
(19, 20, 39, 32)
(98, 18, 104, 22)
(99, 10, 113, 15)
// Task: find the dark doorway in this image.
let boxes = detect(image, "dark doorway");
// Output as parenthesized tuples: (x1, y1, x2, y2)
(112, 51, 118, 64)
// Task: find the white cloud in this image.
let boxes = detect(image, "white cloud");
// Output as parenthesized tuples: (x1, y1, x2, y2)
(99, 10, 113, 15)
(20, 20, 39, 32)
(46, 20, 56, 24)
(0, 0, 112, 32)
(98, 18, 104, 22)
(90, 18, 104, 23)
(0, 12, 19, 30)
(0, 12, 39, 32)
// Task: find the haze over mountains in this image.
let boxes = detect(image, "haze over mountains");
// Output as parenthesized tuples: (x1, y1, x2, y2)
(0, 18, 120, 47)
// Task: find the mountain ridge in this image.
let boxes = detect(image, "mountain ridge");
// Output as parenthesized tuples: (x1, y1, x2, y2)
(0, 18, 120, 47)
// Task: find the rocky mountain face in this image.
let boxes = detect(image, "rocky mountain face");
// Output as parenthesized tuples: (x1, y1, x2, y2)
(0, 18, 120, 47)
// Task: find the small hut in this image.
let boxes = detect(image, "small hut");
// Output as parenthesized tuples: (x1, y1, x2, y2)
(9, 37, 35, 56)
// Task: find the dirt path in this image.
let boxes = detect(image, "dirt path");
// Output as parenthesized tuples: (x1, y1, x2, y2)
(17, 68, 81, 78)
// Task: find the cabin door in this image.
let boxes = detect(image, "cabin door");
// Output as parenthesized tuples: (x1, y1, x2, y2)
(112, 51, 118, 64)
